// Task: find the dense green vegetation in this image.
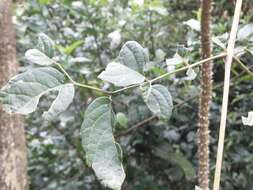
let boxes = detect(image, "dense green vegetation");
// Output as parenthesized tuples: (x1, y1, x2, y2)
(3, 0, 253, 189)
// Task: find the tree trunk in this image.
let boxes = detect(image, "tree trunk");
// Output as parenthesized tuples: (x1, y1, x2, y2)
(0, 0, 28, 189)
(197, 0, 213, 189)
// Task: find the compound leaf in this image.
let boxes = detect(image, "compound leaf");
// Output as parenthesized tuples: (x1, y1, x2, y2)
(81, 97, 125, 190)
(142, 84, 173, 120)
(98, 62, 145, 87)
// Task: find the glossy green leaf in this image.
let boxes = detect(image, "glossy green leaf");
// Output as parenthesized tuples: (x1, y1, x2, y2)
(42, 83, 75, 120)
(98, 62, 145, 87)
(142, 84, 173, 120)
(37, 33, 55, 58)
(81, 97, 125, 190)
(119, 41, 149, 73)
(25, 49, 54, 66)
(0, 67, 65, 115)
(242, 111, 253, 126)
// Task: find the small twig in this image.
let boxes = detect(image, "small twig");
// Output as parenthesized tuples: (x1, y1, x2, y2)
(115, 82, 220, 139)
(115, 66, 251, 139)
(53, 61, 110, 94)
(111, 53, 228, 95)
(233, 56, 253, 76)
(116, 115, 157, 138)
(53, 52, 230, 96)
(149, 53, 227, 83)
(212, 38, 253, 77)
(213, 1, 243, 190)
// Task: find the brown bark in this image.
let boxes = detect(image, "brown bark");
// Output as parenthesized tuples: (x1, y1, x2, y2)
(0, 0, 28, 189)
(197, 0, 213, 189)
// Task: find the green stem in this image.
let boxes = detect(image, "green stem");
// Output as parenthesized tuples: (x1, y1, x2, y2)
(110, 83, 142, 94)
(53, 61, 110, 94)
(150, 52, 227, 83)
(53, 53, 228, 96)
(212, 39, 253, 77)
(112, 53, 228, 94)
(234, 56, 253, 76)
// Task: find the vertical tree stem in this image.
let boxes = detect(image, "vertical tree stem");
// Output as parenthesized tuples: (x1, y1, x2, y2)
(0, 0, 28, 189)
(213, 1, 243, 190)
(198, 0, 213, 189)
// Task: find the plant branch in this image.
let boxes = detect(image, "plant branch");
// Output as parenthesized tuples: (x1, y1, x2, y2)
(149, 53, 227, 83)
(115, 66, 252, 139)
(111, 52, 228, 94)
(116, 115, 157, 138)
(53, 61, 110, 94)
(213, 1, 243, 190)
(233, 56, 253, 76)
(212, 39, 253, 77)
(53, 52, 229, 96)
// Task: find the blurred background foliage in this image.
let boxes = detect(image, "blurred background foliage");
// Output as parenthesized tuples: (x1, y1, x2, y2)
(13, 0, 253, 189)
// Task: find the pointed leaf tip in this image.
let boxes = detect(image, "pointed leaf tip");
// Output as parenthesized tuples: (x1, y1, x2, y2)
(38, 33, 55, 58)
(81, 97, 125, 190)
(25, 49, 54, 66)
